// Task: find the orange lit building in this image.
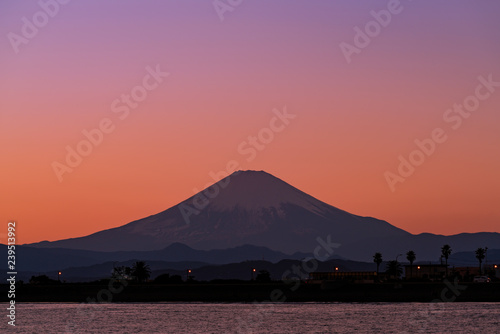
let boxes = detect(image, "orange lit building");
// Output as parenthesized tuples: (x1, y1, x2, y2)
(404, 264, 447, 281)
(451, 264, 499, 280)
(489, 264, 500, 277)
(309, 271, 378, 283)
(451, 266, 480, 278)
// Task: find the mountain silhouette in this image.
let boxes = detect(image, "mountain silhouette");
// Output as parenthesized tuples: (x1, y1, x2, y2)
(28, 170, 500, 261)
(27, 170, 408, 254)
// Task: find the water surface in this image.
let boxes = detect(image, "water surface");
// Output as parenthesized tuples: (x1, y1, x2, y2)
(5, 302, 500, 333)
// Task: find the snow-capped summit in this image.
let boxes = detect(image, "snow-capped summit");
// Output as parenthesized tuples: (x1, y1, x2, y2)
(201, 170, 331, 216)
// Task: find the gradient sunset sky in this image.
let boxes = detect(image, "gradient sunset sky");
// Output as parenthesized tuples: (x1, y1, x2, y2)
(1, 0, 499, 245)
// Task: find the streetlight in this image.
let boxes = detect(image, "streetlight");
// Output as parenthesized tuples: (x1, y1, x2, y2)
(186, 269, 192, 281)
(58, 271, 62, 282)
(251, 268, 256, 281)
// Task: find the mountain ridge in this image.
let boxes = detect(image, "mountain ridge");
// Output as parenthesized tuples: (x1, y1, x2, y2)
(27, 170, 409, 254)
(26, 170, 500, 261)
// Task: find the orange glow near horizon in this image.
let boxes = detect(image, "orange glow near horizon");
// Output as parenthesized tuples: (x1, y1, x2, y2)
(1, 1, 500, 245)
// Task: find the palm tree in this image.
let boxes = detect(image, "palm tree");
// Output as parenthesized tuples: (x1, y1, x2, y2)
(385, 260, 403, 280)
(373, 252, 383, 274)
(441, 244, 452, 277)
(112, 265, 132, 280)
(406, 250, 416, 279)
(131, 261, 151, 283)
(475, 248, 486, 275)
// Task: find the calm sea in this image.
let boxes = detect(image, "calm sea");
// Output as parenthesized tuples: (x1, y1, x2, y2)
(4, 302, 499, 333)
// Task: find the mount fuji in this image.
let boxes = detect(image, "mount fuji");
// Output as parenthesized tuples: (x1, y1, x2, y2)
(28, 171, 500, 261)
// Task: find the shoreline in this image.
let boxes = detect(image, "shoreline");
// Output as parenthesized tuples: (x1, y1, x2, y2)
(2, 282, 499, 303)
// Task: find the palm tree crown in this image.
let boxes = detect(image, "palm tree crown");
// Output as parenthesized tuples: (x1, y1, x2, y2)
(475, 248, 486, 275)
(441, 244, 452, 277)
(385, 260, 403, 279)
(406, 251, 416, 265)
(132, 261, 151, 283)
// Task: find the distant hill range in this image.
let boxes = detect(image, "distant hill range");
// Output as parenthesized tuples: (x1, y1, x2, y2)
(449, 248, 500, 267)
(0, 243, 314, 273)
(24, 170, 500, 262)
(0, 257, 376, 283)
